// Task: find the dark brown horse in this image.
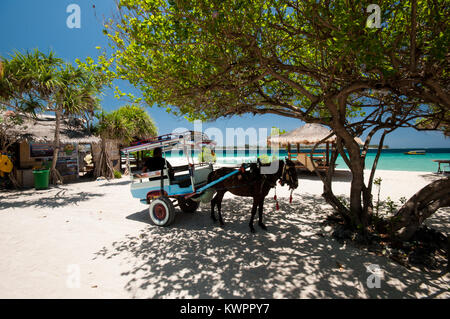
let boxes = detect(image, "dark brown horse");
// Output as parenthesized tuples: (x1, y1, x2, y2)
(207, 159, 298, 232)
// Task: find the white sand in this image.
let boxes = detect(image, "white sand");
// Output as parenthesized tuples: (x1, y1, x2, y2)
(0, 169, 448, 299)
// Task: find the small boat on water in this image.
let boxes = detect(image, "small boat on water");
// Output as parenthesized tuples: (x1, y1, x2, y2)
(404, 150, 426, 155)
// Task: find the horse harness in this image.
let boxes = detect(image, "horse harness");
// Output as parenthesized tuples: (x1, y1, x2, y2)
(212, 161, 285, 193)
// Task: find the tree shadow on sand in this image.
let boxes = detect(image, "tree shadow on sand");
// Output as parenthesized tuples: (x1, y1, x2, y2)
(424, 207, 450, 235)
(0, 187, 105, 210)
(98, 180, 132, 187)
(94, 195, 449, 299)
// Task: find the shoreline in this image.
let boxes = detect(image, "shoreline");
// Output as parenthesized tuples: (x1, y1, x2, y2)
(162, 155, 450, 173)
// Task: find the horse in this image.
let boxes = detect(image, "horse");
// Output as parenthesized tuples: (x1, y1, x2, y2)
(207, 159, 298, 232)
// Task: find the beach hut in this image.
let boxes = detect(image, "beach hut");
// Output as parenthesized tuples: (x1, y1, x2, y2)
(268, 123, 363, 172)
(2, 112, 120, 187)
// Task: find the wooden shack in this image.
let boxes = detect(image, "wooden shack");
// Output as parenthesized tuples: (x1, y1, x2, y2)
(6, 113, 120, 187)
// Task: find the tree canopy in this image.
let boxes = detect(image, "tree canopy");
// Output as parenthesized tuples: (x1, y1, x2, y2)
(97, 0, 448, 124)
(95, 105, 158, 144)
(0, 50, 103, 117)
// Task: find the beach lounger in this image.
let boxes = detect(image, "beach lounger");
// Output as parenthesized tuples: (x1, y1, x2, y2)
(297, 153, 316, 172)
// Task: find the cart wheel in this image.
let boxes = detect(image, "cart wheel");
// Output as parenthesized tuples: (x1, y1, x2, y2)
(178, 197, 200, 213)
(149, 197, 176, 226)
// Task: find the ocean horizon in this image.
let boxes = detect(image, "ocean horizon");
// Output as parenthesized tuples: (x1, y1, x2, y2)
(165, 148, 450, 172)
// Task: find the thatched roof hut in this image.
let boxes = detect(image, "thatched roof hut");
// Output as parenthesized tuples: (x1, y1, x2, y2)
(4, 112, 100, 144)
(268, 123, 363, 146)
(268, 123, 364, 171)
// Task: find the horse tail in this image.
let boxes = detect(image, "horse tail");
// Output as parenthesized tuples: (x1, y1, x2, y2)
(207, 171, 219, 184)
(207, 171, 213, 184)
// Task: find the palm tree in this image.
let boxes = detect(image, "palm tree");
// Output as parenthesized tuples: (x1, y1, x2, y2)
(94, 105, 158, 178)
(0, 50, 62, 112)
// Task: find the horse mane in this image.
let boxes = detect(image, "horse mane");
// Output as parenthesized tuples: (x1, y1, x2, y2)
(259, 159, 284, 183)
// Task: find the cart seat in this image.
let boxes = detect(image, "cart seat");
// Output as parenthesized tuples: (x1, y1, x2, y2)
(171, 175, 192, 188)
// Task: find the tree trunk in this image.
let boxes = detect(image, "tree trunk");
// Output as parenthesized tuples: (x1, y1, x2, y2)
(51, 108, 63, 184)
(363, 131, 387, 222)
(320, 147, 352, 224)
(320, 135, 449, 243)
(94, 138, 114, 179)
(325, 95, 371, 231)
(337, 131, 368, 230)
(349, 162, 365, 227)
(389, 177, 450, 241)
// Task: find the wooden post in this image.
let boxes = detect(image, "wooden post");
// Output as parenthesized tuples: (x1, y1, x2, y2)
(126, 153, 130, 176)
(287, 144, 291, 160)
(326, 142, 330, 166)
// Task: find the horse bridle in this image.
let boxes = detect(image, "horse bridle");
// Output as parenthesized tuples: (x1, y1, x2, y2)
(254, 160, 296, 192)
(280, 161, 295, 189)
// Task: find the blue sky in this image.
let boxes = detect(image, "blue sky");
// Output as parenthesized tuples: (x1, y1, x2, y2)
(0, 0, 448, 148)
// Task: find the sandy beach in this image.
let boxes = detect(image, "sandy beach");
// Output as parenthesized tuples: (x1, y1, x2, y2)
(0, 169, 448, 299)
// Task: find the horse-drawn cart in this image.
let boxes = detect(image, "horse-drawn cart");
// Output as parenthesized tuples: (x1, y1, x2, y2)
(122, 131, 242, 226)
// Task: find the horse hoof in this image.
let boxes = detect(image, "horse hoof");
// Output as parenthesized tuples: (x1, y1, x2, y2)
(249, 226, 256, 233)
(259, 223, 268, 231)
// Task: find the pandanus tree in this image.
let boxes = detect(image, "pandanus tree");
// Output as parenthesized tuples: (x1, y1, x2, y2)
(94, 105, 157, 178)
(0, 50, 63, 183)
(87, 0, 449, 240)
(0, 50, 103, 184)
(48, 64, 101, 183)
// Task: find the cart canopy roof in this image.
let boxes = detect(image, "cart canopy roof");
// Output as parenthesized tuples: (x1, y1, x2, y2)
(121, 131, 215, 154)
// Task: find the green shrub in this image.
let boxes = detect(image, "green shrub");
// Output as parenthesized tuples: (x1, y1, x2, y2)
(198, 147, 216, 163)
(374, 177, 383, 216)
(336, 195, 350, 209)
(258, 154, 271, 164)
(114, 170, 122, 179)
(384, 196, 398, 215)
(257, 154, 278, 164)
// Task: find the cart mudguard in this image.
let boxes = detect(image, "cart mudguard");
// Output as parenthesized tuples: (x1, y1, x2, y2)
(131, 183, 194, 201)
(146, 190, 169, 203)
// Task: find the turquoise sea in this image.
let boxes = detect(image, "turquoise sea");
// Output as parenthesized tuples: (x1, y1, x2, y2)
(334, 148, 450, 172)
(166, 148, 450, 172)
